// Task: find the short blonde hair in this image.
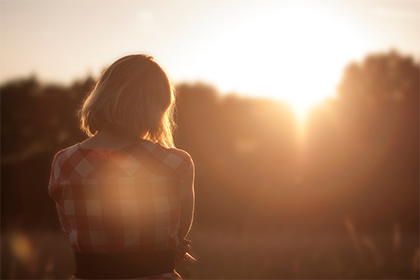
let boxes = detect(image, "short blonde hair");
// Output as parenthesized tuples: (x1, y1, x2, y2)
(79, 54, 176, 148)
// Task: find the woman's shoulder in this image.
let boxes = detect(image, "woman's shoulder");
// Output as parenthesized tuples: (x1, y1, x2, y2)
(49, 143, 82, 190)
(146, 144, 193, 174)
(167, 147, 193, 163)
(52, 143, 80, 164)
(138, 140, 191, 161)
(165, 147, 193, 177)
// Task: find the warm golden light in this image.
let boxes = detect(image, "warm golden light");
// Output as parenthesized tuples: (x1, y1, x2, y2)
(190, 3, 366, 119)
(11, 233, 35, 263)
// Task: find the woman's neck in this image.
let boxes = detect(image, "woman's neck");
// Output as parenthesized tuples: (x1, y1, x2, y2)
(80, 129, 140, 150)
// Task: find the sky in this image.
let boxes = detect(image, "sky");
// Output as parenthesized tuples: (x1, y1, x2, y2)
(1, 0, 419, 103)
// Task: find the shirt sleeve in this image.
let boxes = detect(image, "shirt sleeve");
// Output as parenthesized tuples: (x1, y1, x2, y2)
(48, 150, 65, 195)
(170, 148, 194, 179)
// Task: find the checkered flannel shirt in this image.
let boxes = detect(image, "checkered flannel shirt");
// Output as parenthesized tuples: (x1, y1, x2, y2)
(48, 140, 192, 254)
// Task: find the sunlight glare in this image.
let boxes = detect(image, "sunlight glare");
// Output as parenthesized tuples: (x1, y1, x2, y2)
(191, 3, 367, 119)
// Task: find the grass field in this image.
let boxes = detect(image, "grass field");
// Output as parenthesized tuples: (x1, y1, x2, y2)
(1, 224, 418, 279)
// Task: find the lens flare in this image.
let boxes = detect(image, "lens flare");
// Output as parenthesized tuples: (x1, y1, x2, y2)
(10, 232, 35, 263)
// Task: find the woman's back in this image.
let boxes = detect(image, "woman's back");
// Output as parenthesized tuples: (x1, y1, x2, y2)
(49, 138, 192, 254)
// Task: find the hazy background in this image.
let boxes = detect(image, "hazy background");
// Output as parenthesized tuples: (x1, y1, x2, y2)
(2, 0, 420, 99)
(1, 0, 419, 279)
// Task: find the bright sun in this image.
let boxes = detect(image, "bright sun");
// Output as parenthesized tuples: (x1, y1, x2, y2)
(189, 2, 366, 119)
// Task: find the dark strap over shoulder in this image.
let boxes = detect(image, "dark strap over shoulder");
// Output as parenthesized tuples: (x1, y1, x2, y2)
(74, 250, 175, 279)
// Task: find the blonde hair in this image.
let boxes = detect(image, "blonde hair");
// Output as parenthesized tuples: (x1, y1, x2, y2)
(79, 54, 176, 148)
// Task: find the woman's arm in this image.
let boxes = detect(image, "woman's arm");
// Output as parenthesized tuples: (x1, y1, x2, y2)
(178, 160, 195, 239)
(56, 203, 70, 237)
(175, 160, 195, 266)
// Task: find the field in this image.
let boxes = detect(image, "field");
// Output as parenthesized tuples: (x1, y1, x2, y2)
(2, 223, 418, 279)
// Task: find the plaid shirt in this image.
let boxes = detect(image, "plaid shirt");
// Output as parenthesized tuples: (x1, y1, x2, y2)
(71, 272, 181, 280)
(49, 140, 192, 254)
